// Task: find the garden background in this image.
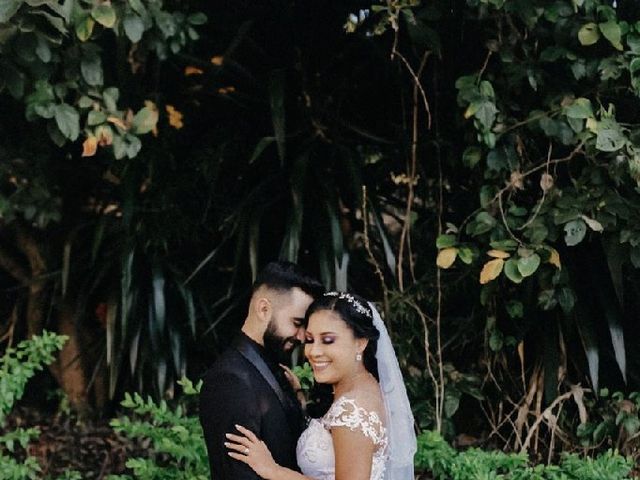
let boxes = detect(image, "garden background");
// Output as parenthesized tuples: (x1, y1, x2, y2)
(2, 0, 640, 478)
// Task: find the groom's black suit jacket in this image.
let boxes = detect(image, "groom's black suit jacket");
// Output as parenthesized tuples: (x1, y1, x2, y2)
(199, 333, 304, 479)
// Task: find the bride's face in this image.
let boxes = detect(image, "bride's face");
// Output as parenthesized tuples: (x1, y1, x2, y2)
(304, 309, 366, 385)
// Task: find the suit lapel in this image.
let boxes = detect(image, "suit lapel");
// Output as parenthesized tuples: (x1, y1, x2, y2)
(234, 337, 291, 413)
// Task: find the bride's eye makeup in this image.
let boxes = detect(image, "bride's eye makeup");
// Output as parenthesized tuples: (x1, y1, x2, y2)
(304, 335, 336, 344)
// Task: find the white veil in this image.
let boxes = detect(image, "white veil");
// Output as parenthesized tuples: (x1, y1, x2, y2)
(369, 302, 417, 480)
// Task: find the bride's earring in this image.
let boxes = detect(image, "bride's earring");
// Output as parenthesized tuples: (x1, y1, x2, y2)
(356, 352, 362, 361)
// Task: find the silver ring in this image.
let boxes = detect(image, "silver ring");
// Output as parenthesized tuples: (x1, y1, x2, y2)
(244, 447, 250, 454)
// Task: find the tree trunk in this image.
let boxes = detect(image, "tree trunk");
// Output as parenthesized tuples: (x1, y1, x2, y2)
(5, 223, 105, 413)
(50, 302, 98, 414)
(15, 225, 48, 337)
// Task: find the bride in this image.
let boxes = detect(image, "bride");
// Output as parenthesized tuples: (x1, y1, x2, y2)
(225, 291, 416, 480)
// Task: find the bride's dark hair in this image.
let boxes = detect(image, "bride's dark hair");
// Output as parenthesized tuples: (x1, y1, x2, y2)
(303, 292, 380, 417)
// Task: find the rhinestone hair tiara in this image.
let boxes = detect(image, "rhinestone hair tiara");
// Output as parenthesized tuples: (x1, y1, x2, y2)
(323, 291, 372, 318)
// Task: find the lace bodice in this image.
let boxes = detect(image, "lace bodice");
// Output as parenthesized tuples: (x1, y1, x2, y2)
(296, 396, 388, 480)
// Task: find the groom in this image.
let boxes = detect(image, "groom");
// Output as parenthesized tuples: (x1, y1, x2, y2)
(199, 261, 323, 479)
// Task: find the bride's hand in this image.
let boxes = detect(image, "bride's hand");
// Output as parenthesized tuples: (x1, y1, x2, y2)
(280, 363, 302, 392)
(226, 425, 279, 479)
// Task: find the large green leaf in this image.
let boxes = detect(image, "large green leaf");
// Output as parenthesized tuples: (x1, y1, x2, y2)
(517, 253, 540, 278)
(187, 12, 207, 25)
(177, 284, 197, 338)
(372, 206, 396, 275)
(543, 320, 560, 403)
(123, 14, 145, 43)
(129, 324, 141, 376)
(54, 103, 79, 140)
(155, 11, 176, 37)
(336, 252, 349, 291)
(105, 296, 118, 367)
(91, 4, 116, 28)
(248, 136, 275, 164)
(578, 23, 599, 46)
(603, 236, 625, 305)
(462, 146, 482, 168)
(102, 87, 119, 111)
(596, 119, 626, 152)
(80, 53, 103, 86)
(120, 249, 135, 350)
(325, 198, 344, 266)
(128, 0, 147, 16)
(599, 20, 622, 51)
(156, 356, 167, 399)
(564, 219, 587, 246)
(280, 151, 309, 262)
(132, 104, 158, 134)
(468, 100, 497, 129)
(125, 134, 142, 158)
(169, 325, 184, 378)
(87, 110, 106, 126)
(504, 258, 523, 283)
(565, 98, 593, 119)
(75, 15, 95, 41)
(0, 0, 21, 23)
(436, 234, 456, 249)
(575, 303, 600, 393)
(248, 212, 260, 282)
(151, 265, 166, 338)
(590, 256, 627, 384)
(35, 35, 52, 62)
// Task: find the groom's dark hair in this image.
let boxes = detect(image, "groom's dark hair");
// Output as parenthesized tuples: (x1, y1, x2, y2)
(252, 261, 324, 299)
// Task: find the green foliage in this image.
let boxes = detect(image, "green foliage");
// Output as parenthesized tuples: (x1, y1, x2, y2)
(1, 0, 211, 406)
(0, 332, 70, 479)
(107, 378, 208, 480)
(415, 430, 635, 479)
(450, 3, 640, 285)
(0, 331, 67, 423)
(577, 389, 640, 454)
(379, 0, 640, 401)
(0, 0, 206, 158)
(292, 361, 315, 392)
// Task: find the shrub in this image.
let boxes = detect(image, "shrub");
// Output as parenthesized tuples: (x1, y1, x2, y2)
(415, 430, 635, 480)
(107, 378, 208, 480)
(577, 389, 640, 455)
(0, 331, 81, 480)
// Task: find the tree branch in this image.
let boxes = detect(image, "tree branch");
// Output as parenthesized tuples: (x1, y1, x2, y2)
(0, 243, 29, 285)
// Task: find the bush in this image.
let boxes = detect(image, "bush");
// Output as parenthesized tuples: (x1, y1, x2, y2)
(0, 331, 81, 480)
(415, 430, 635, 480)
(577, 389, 640, 455)
(107, 378, 208, 480)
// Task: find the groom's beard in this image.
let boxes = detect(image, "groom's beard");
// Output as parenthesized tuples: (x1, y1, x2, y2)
(263, 319, 300, 364)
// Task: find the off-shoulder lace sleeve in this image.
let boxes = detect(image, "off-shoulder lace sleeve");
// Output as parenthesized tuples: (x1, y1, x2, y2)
(322, 396, 387, 447)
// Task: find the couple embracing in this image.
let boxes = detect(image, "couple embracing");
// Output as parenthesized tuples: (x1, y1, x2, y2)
(199, 261, 416, 480)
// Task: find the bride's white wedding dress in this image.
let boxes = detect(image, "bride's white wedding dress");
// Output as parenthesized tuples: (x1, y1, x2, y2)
(296, 396, 389, 480)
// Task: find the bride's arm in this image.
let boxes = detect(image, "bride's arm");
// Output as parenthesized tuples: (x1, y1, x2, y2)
(226, 425, 312, 480)
(332, 426, 376, 480)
